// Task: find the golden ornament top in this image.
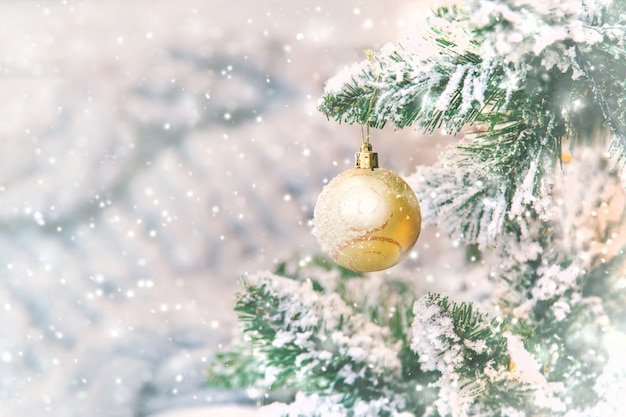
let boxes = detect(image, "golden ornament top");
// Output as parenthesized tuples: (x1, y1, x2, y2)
(355, 142, 378, 170)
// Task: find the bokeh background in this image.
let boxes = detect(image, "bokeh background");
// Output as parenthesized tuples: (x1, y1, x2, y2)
(0, 1, 470, 416)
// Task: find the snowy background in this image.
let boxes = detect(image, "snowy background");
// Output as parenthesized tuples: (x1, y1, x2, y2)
(0, 1, 474, 416)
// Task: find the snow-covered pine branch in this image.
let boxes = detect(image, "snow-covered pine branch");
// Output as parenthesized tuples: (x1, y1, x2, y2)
(406, 138, 555, 248)
(320, 0, 625, 130)
(210, 259, 439, 416)
(411, 294, 519, 417)
(319, 0, 626, 178)
(317, 40, 501, 134)
(410, 281, 615, 417)
(411, 148, 626, 417)
(235, 273, 403, 396)
(490, 147, 626, 315)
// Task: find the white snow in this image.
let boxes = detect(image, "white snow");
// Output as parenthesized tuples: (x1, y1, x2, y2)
(435, 65, 468, 111)
(503, 332, 546, 386)
(323, 60, 373, 95)
(410, 296, 472, 417)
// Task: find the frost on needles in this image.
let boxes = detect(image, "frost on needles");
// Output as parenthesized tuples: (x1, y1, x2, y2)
(209, 1, 626, 416)
(209, 260, 438, 417)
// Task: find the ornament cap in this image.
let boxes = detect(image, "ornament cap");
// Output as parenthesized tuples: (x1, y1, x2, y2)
(355, 142, 378, 170)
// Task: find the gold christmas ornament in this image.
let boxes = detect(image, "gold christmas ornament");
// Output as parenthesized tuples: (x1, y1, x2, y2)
(313, 141, 421, 272)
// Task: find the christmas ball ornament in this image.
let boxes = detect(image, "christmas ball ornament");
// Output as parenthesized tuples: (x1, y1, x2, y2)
(313, 141, 421, 272)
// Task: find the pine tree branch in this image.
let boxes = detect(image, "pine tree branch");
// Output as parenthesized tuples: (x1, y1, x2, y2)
(318, 46, 504, 134)
(408, 135, 557, 249)
(234, 276, 395, 397)
(320, 0, 626, 176)
(411, 294, 520, 416)
(207, 344, 265, 390)
(211, 267, 437, 416)
(412, 294, 509, 376)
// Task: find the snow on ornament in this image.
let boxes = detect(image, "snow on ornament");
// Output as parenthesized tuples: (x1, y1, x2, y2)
(313, 140, 421, 272)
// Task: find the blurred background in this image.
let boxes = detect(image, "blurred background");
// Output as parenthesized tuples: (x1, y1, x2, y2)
(0, 1, 469, 416)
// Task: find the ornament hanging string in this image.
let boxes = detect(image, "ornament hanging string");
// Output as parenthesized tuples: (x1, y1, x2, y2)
(361, 49, 381, 146)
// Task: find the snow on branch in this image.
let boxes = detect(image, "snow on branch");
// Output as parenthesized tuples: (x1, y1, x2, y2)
(235, 272, 403, 392)
(209, 256, 446, 416)
(407, 137, 555, 248)
(408, 154, 509, 248)
(318, 41, 502, 134)
(411, 294, 511, 417)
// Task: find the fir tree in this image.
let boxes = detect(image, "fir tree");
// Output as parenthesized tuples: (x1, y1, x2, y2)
(209, 0, 626, 416)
